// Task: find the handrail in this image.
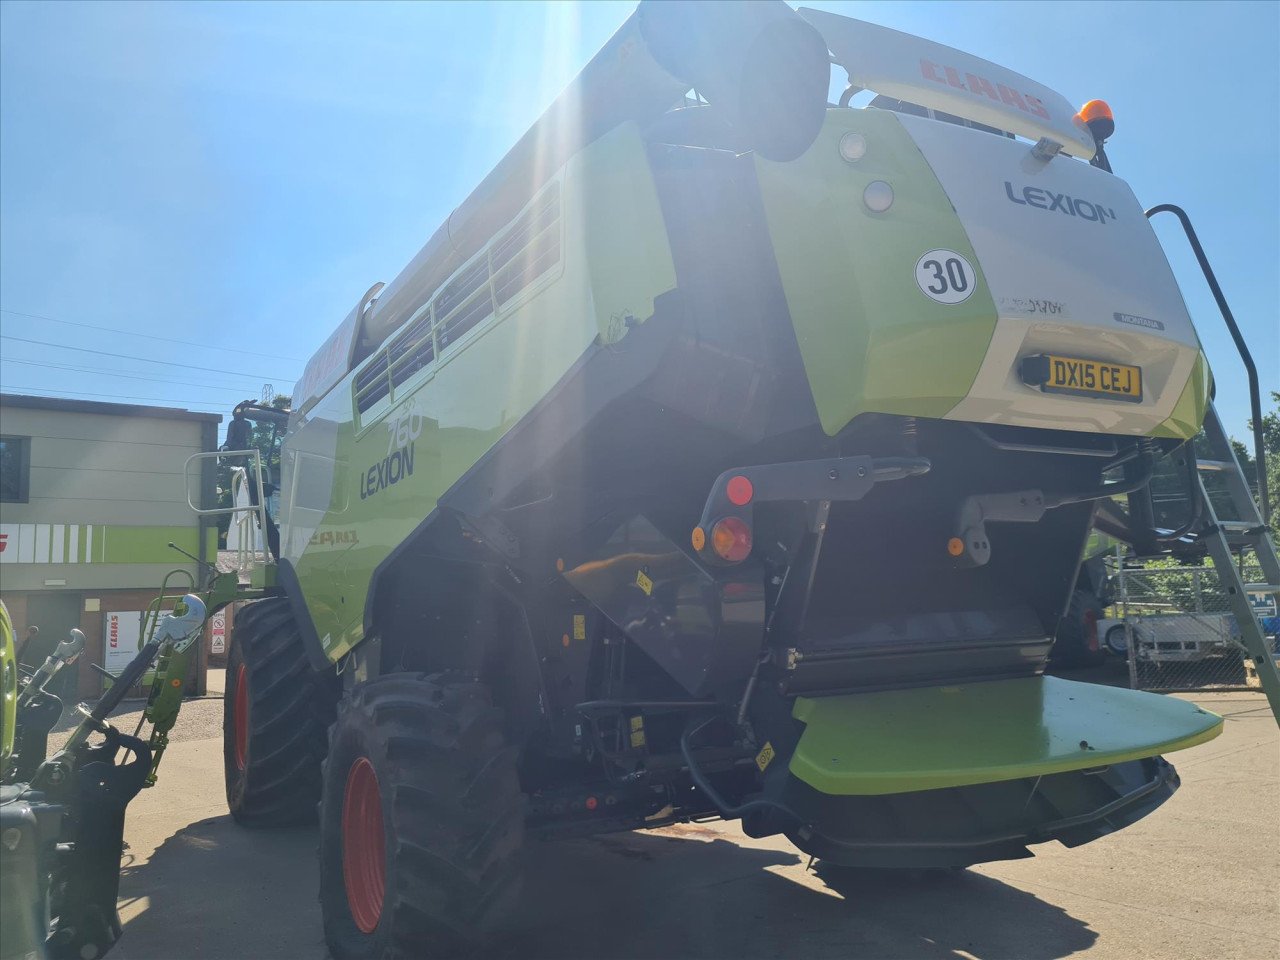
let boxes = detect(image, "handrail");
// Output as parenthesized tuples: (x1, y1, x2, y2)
(228, 469, 266, 573)
(1146, 203, 1270, 523)
(183, 449, 271, 572)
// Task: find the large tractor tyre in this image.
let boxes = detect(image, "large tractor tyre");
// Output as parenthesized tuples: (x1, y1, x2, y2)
(320, 675, 524, 960)
(319, 673, 525, 960)
(1050, 589, 1107, 668)
(223, 597, 335, 827)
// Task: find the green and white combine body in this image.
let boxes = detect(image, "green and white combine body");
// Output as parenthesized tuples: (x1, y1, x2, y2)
(266, 4, 1221, 871)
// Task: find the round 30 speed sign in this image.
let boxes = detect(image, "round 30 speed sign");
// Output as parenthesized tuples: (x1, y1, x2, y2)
(915, 249, 976, 304)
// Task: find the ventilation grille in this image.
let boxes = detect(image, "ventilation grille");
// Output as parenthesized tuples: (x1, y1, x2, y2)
(354, 353, 390, 414)
(436, 258, 493, 350)
(492, 182, 561, 308)
(355, 181, 561, 417)
(388, 313, 434, 392)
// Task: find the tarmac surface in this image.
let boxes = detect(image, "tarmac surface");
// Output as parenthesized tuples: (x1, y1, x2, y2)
(69, 686, 1279, 960)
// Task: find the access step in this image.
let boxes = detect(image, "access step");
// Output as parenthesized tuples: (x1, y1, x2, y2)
(788, 675, 1222, 796)
(1196, 459, 1235, 472)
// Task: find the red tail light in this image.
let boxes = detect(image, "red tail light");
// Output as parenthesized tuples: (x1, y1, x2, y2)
(710, 517, 752, 563)
(726, 475, 754, 506)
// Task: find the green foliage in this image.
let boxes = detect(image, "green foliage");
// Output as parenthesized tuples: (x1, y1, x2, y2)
(1251, 391, 1279, 537)
(1122, 552, 1269, 617)
(1269, 445, 1280, 540)
(1257, 391, 1280, 456)
(1227, 391, 1279, 538)
(1230, 438, 1254, 477)
(1124, 556, 1222, 613)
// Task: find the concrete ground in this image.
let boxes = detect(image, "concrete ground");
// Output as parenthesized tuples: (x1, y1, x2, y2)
(92, 691, 1277, 960)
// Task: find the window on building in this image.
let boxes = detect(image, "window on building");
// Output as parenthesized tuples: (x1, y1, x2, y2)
(0, 435, 31, 503)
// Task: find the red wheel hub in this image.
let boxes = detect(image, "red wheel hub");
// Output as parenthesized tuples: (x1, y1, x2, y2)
(233, 664, 249, 771)
(342, 757, 386, 934)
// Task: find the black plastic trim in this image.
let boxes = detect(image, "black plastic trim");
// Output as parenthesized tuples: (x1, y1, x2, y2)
(276, 557, 338, 674)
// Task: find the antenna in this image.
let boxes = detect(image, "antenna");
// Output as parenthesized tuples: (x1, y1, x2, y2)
(168, 540, 218, 586)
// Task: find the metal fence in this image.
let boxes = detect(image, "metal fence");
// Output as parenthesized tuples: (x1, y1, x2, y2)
(1112, 558, 1278, 692)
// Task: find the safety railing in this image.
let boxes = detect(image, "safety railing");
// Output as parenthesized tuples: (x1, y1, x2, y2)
(1146, 203, 1270, 523)
(184, 448, 271, 577)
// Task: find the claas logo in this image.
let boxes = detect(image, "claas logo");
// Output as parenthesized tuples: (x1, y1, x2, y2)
(918, 58, 1051, 121)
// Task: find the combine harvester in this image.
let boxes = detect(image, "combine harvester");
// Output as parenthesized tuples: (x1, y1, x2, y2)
(206, 3, 1278, 956)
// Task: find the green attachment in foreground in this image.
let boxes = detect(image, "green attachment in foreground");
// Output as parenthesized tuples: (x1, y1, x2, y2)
(790, 675, 1222, 796)
(133, 569, 264, 787)
(0, 601, 15, 773)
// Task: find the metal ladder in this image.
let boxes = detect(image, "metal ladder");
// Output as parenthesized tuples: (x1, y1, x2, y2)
(1145, 202, 1279, 725)
(1193, 403, 1280, 723)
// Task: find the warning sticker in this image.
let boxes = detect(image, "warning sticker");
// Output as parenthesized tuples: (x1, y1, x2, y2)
(630, 715, 646, 748)
(635, 570, 653, 596)
(755, 742, 776, 772)
(573, 614, 586, 641)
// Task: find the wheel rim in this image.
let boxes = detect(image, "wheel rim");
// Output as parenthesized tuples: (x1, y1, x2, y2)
(233, 664, 249, 771)
(1107, 626, 1128, 654)
(342, 757, 386, 934)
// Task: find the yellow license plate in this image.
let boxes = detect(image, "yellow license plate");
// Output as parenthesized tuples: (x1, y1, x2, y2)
(1021, 354, 1142, 402)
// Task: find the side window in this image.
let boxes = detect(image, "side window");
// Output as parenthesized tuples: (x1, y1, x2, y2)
(0, 436, 31, 504)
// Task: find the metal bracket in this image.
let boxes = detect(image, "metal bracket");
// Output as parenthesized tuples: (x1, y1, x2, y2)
(1030, 137, 1064, 162)
(952, 490, 1048, 567)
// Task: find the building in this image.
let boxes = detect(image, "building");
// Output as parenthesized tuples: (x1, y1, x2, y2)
(0, 394, 220, 698)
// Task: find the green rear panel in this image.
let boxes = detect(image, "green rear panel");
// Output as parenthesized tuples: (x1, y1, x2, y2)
(789, 675, 1222, 796)
(295, 122, 678, 662)
(1152, 351, 1213, 440)
(754, 109, 998, 435)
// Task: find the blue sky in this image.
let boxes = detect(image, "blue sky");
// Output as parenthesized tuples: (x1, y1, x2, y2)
(1, 0, 1276, 444)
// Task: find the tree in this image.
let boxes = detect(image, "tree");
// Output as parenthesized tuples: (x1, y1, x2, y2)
(1230, 391, 1279, 538)
(1268, 450, 1280, 540)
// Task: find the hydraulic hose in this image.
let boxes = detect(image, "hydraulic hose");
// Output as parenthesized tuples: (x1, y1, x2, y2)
(1044, 446, 1156, 508)
(1152, 442, 1204, 543)
(1044, 440, 1201, 544)
(679, 717, 792, 820)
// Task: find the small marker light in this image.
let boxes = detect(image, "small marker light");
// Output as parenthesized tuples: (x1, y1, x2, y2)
(838, 132, 867, 162)
(947, 537, 965, 557)
(726, 475, 754, 506)
(585, 796, 599, 811)
(711, 517, 753, 563)
(691, 526, 706, 551)
(863, 180, 894, 213)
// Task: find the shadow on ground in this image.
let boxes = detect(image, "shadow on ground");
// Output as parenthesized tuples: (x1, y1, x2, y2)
(116, 815, 325, 960)
(120, 818, 1094, 960)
